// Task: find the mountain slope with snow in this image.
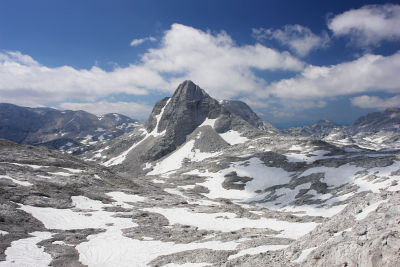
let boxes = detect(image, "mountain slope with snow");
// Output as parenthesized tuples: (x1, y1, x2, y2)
(283, 109, 400, 151)
(0, 103, 141, 154)
(1, 82, 399, 266)
(86, 81, 266, 175)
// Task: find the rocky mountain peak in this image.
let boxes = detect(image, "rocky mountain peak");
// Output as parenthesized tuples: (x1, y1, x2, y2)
(146, 81, 221, 133)
(172, 80, 209, 102)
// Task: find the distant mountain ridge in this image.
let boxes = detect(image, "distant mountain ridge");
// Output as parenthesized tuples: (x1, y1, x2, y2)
(281, 119, 343, 138)
(0, 103, 141, 153)
(282, 108, 400, 150)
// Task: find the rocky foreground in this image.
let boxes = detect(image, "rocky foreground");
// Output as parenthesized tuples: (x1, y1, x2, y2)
(0, 135, 399, 266)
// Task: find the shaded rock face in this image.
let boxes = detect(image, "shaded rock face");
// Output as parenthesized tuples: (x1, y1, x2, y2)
(0, 103, 140, 153)
(143, 81, 231, 161)
(147, 80, 224, 138)
(221, 100, 276, 132)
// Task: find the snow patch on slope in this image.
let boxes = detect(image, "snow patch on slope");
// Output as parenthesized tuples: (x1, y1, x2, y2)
(185, 157, 293, 200)
(355, 199, 388, 221)
(19, 196, 138, 230)
(219, 130, 249, 145)
(144, 207, 317, 239)
(0, 175, 32, 186)
(148, 139, 220, 176)
(0, 232, 53, 267)
(77, 228, 238, 267)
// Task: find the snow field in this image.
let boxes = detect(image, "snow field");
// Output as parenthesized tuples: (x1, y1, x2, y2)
(76, 227, 239, 267)
(355, 199, 388, 221)
(228, 244, 289, 260)
(293, 247, 317, 263)
(148, 138, 221, 176)
(0, 230, 8, 236)
(144, 207, 317, 239)
(19, 193, 144, 230)
(219, 130, 249, 145)
(284, 149, 343, 164)
(0, 232, 53, 267)
(185, 157, 293, 200)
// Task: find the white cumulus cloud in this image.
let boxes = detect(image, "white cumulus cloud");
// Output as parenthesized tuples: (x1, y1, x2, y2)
(328, 4, 400, 47)
(253, 25, 330, 57)
(351, 95, 400, 109)
(141, 24, 304, 99)
(0, 23, 304, 109)
(266, 51, 400, 100)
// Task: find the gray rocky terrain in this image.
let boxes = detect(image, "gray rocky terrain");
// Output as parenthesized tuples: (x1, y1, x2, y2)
(0, 81, 399, 266)
(0, 103, 141, 154)
(220, 100, 277, 133)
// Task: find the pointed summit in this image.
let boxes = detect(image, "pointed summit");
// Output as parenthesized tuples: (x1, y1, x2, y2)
(172, 80, 209, 102)
(145, 81, 223, 156)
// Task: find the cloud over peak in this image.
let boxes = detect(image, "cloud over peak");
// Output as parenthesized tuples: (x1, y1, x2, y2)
(0, 24, 304, 109)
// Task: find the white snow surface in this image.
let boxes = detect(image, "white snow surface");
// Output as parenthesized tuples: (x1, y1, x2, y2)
(148, 139, 220, 176)
(52, 240, 70, 246)
(48, 171, 74, 177)
(355, 199, 388, 221)
(293, 247, 317, 263)
(19, 196, 138, 230)
(76, 228, 238, 267)
(300, 164, 364, 188)
(144, 207, 317, 239)
(0, 232, 53, 267)
(199, 118, 217, 128)
(228, 244, 289, 260)
(103, 132, 147, 166)
(285, 150, 343, 164)
(5, 162, 44, 169)
(62, 168, 84, 173)
(186, 157, 293, 200)
(0, 230, 8, 236)
(219, 130, 249, 145)
(0, 175, 32, 186)
(150, 98, 171, 137)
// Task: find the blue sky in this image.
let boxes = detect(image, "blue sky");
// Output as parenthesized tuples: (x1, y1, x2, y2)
(1, 0, 400, 128)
